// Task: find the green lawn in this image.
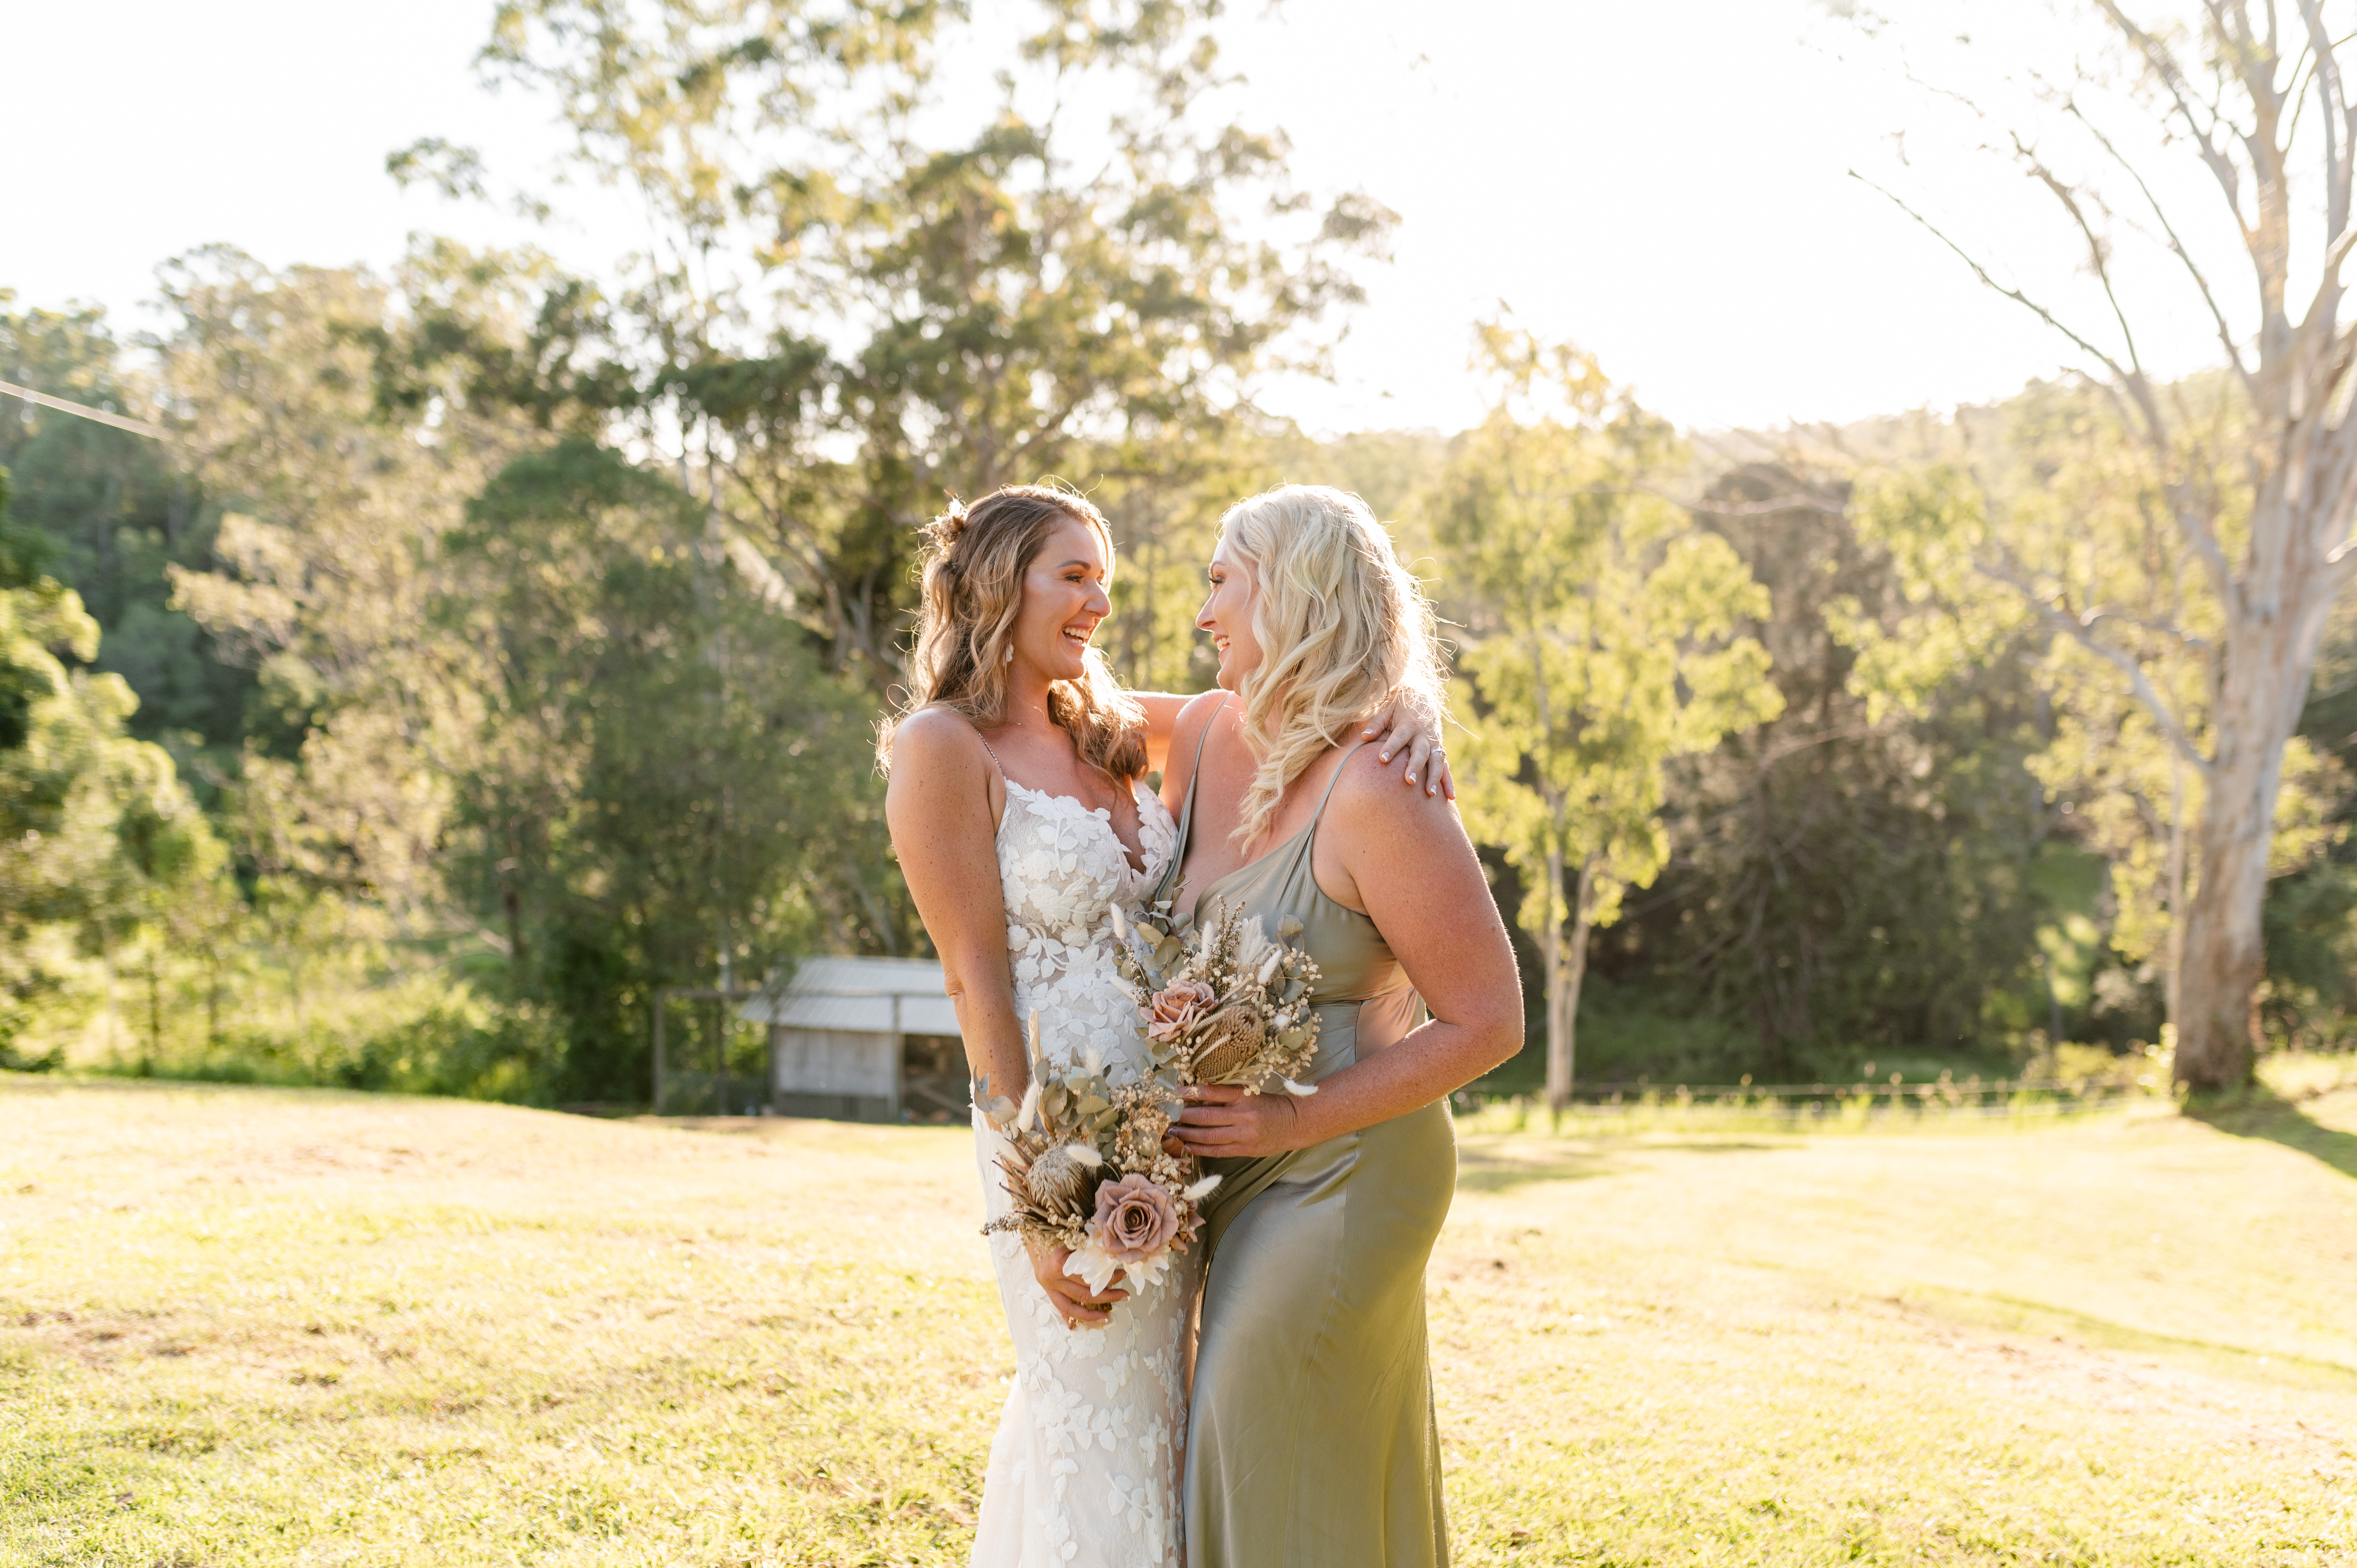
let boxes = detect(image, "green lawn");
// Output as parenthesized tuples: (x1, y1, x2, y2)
(3, 1069, 2353, 1566)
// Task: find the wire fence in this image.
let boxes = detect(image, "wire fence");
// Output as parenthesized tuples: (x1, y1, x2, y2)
(1448, 1073, 2169, 1135)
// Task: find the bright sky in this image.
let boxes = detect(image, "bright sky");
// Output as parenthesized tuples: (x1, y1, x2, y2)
(6, 1, 2246, 436)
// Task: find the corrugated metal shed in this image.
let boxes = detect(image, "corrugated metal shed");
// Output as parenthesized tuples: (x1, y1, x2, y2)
(740, 957, 965, 1122)
(739, 956, 960, 1035)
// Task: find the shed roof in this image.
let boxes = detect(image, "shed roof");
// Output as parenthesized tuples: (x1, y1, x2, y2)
(739, 956, 960, 1036)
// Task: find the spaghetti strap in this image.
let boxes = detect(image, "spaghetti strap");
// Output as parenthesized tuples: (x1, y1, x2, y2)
(1154, 696, 1226, 906)
(1310, 740, 1366, 821)
(1294, 738, 1368, 864)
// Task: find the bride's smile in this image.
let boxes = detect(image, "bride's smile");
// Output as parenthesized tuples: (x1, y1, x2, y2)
(1009, 516, 1113, 683)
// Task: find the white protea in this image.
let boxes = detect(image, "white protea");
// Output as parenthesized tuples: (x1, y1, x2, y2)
(1231, 915, 1272, 976)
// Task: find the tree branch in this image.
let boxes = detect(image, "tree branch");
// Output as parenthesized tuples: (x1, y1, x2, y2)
(2010, 131, 2157, 392)
(1855, 168, 2242, 614)
(1979, 551, 2214, 773)
(2094, 1, 2254, 238)
(2063, 98, 2257, 399)
(1848, 172, 2138, 383)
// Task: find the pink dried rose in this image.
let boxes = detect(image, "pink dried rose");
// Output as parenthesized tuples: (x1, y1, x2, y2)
(1147, 978, 1217, 1043)
(1088, 1173, 1183, 1265)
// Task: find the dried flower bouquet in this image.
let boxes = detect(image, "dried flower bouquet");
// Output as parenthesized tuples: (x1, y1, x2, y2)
(1111, 895, 1324, 1097)
(976, 1013, 1219, 1298)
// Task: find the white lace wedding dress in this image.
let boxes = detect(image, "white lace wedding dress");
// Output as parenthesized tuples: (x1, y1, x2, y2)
(972, 777, 1193, 1568)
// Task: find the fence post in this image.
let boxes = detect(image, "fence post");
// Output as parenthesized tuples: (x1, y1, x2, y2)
(652, 989, 666, 1117)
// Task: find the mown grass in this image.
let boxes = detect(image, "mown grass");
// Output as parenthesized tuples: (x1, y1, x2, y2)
(2, 1068, 2353, 1565)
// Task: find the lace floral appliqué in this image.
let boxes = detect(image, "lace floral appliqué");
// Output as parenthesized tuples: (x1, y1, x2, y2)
(972, 780, 1192, 1568)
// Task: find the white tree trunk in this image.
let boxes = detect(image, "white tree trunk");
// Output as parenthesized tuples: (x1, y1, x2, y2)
(1544, 848, 1596, 1113)
(2173, 496, 2335, 1089)
(1542, 836, 1568, 1112)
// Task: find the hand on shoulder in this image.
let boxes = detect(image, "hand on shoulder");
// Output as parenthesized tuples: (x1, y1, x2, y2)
(1327, 736, 1461, 835)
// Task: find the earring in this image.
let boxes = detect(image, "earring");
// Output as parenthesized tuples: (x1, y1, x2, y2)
(1004, 645, 1014, 664)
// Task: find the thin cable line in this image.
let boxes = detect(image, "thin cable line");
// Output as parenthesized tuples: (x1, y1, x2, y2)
(0, 379, 178, 444)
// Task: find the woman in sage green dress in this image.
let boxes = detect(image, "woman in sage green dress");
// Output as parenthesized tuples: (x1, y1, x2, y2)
(1158, 485, 1525, 1567)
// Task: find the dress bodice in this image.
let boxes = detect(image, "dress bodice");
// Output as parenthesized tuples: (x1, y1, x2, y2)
(1153, 731, 1409, 1016)
(995, 776, 1176, 1082)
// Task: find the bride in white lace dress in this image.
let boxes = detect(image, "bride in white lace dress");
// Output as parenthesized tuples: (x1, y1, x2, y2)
(882, 484, 1449, 1566)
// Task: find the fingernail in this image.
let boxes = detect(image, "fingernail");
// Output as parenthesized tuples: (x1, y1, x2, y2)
(1405, 773, 1416, 784)
(1379, 752, 1390, 762)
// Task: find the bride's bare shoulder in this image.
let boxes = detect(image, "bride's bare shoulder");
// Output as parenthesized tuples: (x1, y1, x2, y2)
(887, 706, 993, 786)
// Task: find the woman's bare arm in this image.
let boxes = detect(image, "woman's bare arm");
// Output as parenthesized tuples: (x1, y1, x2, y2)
(1172, 749, 1522, 1156)
(1133, 689, 1457, 796)
(884, 709, 1025, 1098)
(884, 707, 1133, 1327)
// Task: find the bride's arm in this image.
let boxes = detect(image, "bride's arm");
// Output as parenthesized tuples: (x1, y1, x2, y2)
(1131, 688, 1458, 797)
(884, 709, 1026, 1098)
(1171, 750, 1521, 1157)
(884, 709, 1132, 1328)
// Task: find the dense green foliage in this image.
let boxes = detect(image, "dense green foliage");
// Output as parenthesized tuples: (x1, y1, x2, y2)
(9, 2, 2357, 1103)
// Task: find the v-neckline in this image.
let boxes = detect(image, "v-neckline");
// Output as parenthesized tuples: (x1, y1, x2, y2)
(1165, 717, 1371, 922)
(1002, 777, 1159, 876)
(1180, 819, 1314, 922)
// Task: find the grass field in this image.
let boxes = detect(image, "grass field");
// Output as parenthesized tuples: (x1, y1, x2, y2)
(3, 1068, 2353, 1566)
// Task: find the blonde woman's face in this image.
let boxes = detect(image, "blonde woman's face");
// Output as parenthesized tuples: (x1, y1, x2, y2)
(1199, 538, 1260, 692)
(1012, 515, 1112, 684)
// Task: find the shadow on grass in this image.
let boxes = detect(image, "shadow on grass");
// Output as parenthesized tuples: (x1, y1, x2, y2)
(1454, 1138, 1782, 1195)
(1899, 1283, 2357, 1391)
(2188, 1087, 2357, 1181)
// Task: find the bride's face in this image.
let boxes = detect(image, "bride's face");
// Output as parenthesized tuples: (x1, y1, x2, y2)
(1011, 514, 1112, 684)
(1198, 538, 1260, 691)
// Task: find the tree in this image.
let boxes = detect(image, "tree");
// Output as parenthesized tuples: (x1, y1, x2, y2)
(1431, 325, 1782, 1110)
(0, 295, 254, 768)
(1854, 4, 2357, 1088)
(441, 439, 876, 1099)
(163, 246, 556, 922)
(475, 0, 1393, 692)
(0, 467, 232, 1068)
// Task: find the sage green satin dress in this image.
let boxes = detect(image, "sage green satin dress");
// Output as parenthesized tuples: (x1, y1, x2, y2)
(1160, 737, 1454, 1568)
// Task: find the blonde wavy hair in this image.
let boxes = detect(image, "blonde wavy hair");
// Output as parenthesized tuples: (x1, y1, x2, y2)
(1219, 484, 1447, 846)
(878, 483, 1147, 780)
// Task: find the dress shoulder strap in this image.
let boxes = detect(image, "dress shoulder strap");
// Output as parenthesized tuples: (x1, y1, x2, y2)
(1295, 738, 1368, 865)
(1310, 739, 1366, 822)
(1154, 696, 1226, 904)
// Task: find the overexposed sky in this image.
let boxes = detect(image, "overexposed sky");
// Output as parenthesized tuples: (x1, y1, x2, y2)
(5, 1, 2249, 434)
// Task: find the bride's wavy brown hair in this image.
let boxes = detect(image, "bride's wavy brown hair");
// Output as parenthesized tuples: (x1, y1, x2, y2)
(878, 483, 1147, 780)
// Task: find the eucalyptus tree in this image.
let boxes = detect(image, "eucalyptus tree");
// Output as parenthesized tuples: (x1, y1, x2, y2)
(1430, 324, 1782, 1110)
(162, 245, 562, 922)
(475, 0, 1393, 690)
(0, 468, 232, 1069)
(443, 438, 875, 1100)
(1852, 4, 2357, 1088)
